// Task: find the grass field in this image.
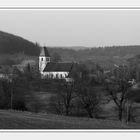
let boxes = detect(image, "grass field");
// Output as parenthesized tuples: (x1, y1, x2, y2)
(0, 110, 140, 129)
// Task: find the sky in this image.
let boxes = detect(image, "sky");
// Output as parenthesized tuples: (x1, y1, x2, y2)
(0, 9, 140, 47)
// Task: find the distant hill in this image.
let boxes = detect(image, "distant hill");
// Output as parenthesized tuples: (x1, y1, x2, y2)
(49, 46, 88, 50)
(48, 46, 140, 69)
(0, 31, 40, 56)
(0, 30, 140, 69)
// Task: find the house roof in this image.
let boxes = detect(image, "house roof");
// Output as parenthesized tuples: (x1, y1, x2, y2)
(43, 62, 74, 72)
(40, 47, 50, 57)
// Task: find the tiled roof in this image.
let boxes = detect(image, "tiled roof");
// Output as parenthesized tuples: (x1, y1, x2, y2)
(40, 47, 50, 57)
(43, 62, 73, 72)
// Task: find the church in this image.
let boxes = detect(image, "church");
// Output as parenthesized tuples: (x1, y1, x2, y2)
(39, 47, 76, 81)
(0, 47, 79, 82)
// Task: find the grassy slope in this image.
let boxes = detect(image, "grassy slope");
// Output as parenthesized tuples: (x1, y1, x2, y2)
(0, 110, 140, 129)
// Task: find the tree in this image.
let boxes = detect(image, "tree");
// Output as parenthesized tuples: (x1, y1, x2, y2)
(50, 80, 75, 116)
(125, 83, 140, 122)
(0, 80, 11, 109)
(49, 94, 64, 115)
(11, 77, 29, 111)
(76, 82, 100, 118)
(1, 68, 32, 111)
(75, 66, 101, 118)
(59, 81, 75, 115)
(105, 65, 133, 121)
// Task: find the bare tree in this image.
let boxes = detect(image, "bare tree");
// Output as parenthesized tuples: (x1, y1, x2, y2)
(74, 65, 101, 118)
(105, 65, 132, 121)
(50, 80, 76, 116)
(75, 74, 101, 118)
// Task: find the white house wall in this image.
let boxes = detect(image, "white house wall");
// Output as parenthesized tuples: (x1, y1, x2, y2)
(42, 71, 69, 79)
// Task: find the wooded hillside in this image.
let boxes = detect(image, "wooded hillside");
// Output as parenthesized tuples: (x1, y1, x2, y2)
(0, 30, 140, 68)
(0, 31, 40, 56)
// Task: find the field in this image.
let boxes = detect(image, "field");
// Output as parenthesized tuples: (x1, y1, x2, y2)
(0, 110, 140, 129)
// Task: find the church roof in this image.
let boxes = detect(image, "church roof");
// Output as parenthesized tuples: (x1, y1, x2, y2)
(43, 62, 74, 72)
(40, 47, 50, 57)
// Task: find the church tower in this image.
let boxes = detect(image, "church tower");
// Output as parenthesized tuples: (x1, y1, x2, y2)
(39, 47, 50, 74)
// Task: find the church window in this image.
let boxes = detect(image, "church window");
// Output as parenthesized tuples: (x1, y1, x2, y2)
(41, 58, 43, 61)
(51, 74, 53, 78)
(46, 74, 49, 78)
(56, 74, 58, 79)
(60, 74, 63, 79)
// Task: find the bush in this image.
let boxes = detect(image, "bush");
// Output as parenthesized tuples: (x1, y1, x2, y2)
(13, 98, 27, 111)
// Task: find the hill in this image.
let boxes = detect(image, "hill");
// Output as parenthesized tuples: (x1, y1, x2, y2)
(0, 109, 140, 129)
(0, 31, 40, 56)
(47, 46, 140, 69)
(0, 30, 140, 68)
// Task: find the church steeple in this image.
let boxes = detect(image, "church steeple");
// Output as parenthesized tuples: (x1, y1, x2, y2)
(40, 47, 50, 57)
(39, 47, 50, 73)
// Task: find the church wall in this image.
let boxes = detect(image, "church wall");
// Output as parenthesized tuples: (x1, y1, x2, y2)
(41, 71, 69, 79)
(39, 56, 50, 73)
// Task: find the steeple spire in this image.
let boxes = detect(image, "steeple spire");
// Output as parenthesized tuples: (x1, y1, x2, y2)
(40, 47, 50, 57)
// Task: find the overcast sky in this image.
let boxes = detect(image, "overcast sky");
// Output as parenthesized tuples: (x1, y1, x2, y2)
(0, 9, 140, 47)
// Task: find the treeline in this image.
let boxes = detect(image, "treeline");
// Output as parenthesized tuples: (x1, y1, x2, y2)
(48, 45, 140, 58)
(48, 46, 140, 69)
